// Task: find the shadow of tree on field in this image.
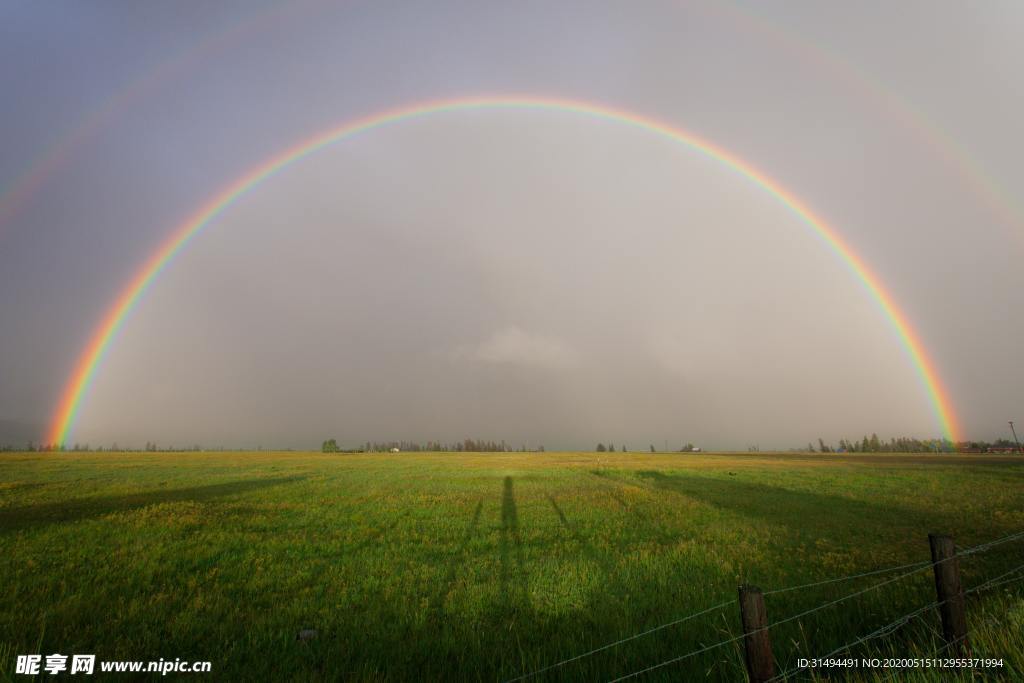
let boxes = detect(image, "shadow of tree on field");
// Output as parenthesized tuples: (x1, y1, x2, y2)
(585, 475, 631, 512)
(589, 469, 666, 521)
(547, 494, 616, 577)
(299, 533, 749, 683)
(426, 498, 484, 620)
(341, 510, 411, 555)
(631, 470, 960, 544)
(500, 476, 530, 612)
(0, 476, 305, 534)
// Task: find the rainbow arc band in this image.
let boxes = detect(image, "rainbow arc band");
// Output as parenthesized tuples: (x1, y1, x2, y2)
(47, 96, 960, 445)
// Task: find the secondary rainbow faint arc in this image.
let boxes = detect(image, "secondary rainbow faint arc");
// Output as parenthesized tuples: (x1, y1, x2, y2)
(0, 0, 327, 232)
(47, 95, 961, 445)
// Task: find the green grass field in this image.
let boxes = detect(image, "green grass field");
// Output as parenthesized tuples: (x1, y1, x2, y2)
(2, 451, 1023, 681)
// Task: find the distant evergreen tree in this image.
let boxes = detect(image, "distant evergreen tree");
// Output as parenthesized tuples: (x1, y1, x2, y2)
(596, 443, 606, 452)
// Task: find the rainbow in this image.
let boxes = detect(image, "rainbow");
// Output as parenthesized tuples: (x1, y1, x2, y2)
(47, 95, 961, 445)
(4, 3, 1021, 259)
(4, 7, 1021, 272)
(707, 1, 1024, 248)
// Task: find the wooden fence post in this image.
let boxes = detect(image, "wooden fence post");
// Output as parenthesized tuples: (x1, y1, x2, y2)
(928, 533, 969, 656)
(738, 584, 774, 683)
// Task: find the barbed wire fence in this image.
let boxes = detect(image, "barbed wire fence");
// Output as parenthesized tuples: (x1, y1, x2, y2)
(767, 559, 1024, 682)
(506, 529, 1024, 683)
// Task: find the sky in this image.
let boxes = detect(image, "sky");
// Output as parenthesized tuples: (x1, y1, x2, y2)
(1, 1, 1022, 450)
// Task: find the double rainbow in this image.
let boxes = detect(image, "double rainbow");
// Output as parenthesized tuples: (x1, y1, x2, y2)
(47, 96, 961, 445)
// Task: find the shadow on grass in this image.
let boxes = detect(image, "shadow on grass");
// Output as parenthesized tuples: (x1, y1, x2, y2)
(500, 476, 530, 611)
(547, 494, 616, 576)
(339, 509, 412, 557)
(427, 498, 484, 620)
(589, 470, 659, 518)
(0, 476, 305, 534)
(631, 470, 952, 543)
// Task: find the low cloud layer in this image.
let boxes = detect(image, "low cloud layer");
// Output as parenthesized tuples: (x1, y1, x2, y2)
(457, 326, 579, 370)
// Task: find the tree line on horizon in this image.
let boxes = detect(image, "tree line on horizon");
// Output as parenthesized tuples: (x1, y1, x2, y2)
(3, 433, 1019, 454)
(809, 434, 1021, 453)
(597, 443, 698, 452)
(321, 438, 545, 453)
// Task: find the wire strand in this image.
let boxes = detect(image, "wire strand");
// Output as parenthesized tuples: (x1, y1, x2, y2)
(767, 603, 940, 682)
(504, 599, 733, 682)
(763, 528, 1024, 634)
(767, 559, 1024, 681)
(508, 529, 1024, 682)
(609, 561, 955, 683)
(605, 631, 748, 683)
(763, 559, 931, 596)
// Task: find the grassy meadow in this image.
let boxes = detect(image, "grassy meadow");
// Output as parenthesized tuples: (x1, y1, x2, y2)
(1, 450, 1023, 681)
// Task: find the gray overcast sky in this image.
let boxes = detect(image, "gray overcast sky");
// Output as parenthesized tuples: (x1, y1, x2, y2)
(1, 1, 1022, 449)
